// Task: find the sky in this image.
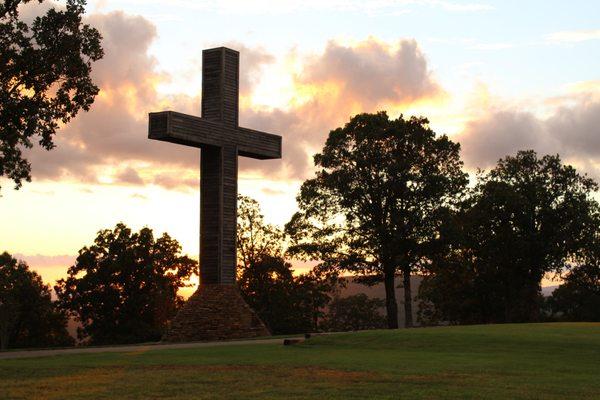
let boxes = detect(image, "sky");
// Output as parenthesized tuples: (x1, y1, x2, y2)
(1, 0, 599, 289)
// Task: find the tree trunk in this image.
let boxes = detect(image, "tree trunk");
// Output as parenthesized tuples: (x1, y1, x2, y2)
(403, 267, 413, 328)
(383, 271, 399, 329)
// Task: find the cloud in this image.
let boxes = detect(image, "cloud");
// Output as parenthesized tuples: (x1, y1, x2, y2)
(151, 173, 198, 190)
(239, 38, 444, 178)
(428, 0, 493, 11)
(547, 100, 600, 159)
(458, 94, 600, 180)
(109, 0, 493, 14)
(227, 42, 275, 96)
(298, 39, 441, 109)
(545, 29, 600, 44)
(25, 11, 442, 188)
(115, 167, 144, 185)
(13, 254, 75, 269)
(25, 11, 203, 186)
(459, 110, 550, 168)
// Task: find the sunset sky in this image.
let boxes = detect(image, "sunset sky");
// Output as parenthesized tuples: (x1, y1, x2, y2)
(1, 0, 599, 288)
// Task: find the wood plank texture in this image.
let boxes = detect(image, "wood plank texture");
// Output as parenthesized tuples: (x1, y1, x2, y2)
(148, 46, 282, 286)
(148, 111, 281, 160)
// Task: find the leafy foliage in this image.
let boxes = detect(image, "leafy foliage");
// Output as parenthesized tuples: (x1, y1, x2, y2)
(237, 195, 285, 269)
(549, 247, 600, 321)
(0, 0, 103, 189)
(0, 252, 73, 350)
(237, 195, 336, 333)
(287, 112, 467, 328)
(322, 293, 386, 332)
(55, 223, 197, 344)
(420, 151, 599, 324)
(238, 255, 310, 334)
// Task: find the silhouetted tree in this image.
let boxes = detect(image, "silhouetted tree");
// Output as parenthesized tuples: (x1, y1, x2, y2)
(420, 151, 599, 324)
(237, 194, 284, 269)
(549, 246, 600, 321)
(238, 255, 308, 334)
(236, 195, 336, 333)
(286, 112, 467, 328)
(295, 269, 337, 331)
(323, 294, 386, 332)
(0, 0, 103, 190)
(0, 252, 73, 350)
(55, 223, 197, 345)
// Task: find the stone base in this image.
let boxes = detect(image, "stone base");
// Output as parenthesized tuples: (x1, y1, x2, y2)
(162, 284, 270, 342)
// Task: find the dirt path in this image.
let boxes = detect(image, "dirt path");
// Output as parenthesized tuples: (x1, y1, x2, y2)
(0, 336, 304, 360)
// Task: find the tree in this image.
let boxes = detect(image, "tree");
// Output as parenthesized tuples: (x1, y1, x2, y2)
(549, 247, 600, 321)
(0, 252, 73, 350)
(238, 255, 310, 334)
(287, 112, 467, 328)
(322, 293, 386, 332)
(420, 151, 599, 324)
(237, 195, 284, 269)
(0, 0, 103, 190)
(236, 194, 336, 333)
(55, 223, 197, 345)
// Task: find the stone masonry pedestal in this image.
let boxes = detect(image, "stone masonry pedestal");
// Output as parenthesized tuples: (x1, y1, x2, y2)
(162, 284, 270, 342)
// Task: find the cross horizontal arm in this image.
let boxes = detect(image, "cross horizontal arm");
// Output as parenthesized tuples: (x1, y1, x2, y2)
(148, 111, 282, 160)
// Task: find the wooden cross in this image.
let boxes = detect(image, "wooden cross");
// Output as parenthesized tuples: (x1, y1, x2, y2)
(148, 47, 282, 285)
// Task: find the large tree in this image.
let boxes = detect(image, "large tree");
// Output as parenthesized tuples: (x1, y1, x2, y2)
(55, 223, 197, 344)
(286, 112, 467, 328)
(0, 0, 103, 190)
(420, 151, 599, 324)
(0, 252, 73, 350)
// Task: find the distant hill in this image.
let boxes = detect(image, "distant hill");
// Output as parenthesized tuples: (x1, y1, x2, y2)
(541, 285, 558, 297)
(335, 276, 560, 327)
(334, 276, 423, 328)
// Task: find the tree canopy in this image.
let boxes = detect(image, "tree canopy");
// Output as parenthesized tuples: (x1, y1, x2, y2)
(237, 195, 336, 333)
(55, 223, 197, 344)
(287, 112, 467, 328)
(0, 252, 73, 350)
(549, 243, 600, 322)
(420, 151, 599, 324)
(237, 195, 285, 270)
(322, 293, 386, 332)
(0, 0, 103, 190)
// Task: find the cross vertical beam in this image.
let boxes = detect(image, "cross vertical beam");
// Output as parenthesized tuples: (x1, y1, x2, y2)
(200, 48, 239, 285)
(148, 46, 281, 287)
(201, 47, 239, 127)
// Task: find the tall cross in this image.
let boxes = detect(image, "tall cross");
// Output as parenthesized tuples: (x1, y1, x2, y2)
(148, 47, 282, 285)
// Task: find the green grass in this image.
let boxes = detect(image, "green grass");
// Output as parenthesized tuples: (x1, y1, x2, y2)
(2, 323, 599, 399)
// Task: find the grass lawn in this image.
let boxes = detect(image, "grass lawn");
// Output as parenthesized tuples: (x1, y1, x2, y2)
(1, 323, 599, 399)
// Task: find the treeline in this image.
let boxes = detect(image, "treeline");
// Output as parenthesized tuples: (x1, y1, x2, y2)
(0, 196, 380, 349)
(2, 111, 600, 349)
(285, 112, 600, 329)
(0, 226, 198, 349)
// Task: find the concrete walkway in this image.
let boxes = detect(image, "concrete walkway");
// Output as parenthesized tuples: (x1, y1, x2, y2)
(0, 336, 304, 360)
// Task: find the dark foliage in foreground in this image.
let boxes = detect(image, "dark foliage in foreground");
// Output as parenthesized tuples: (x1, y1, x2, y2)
(55, 223, 197, 345)
(0, 0, 103, 190)
(287, 112, 467, 329)
(549, 247, 600, 321)
(322, 293, 386, 332)
(237, 195, 336, 334)
(0, 252, 73, 350)
(419, 151, 599, 325)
